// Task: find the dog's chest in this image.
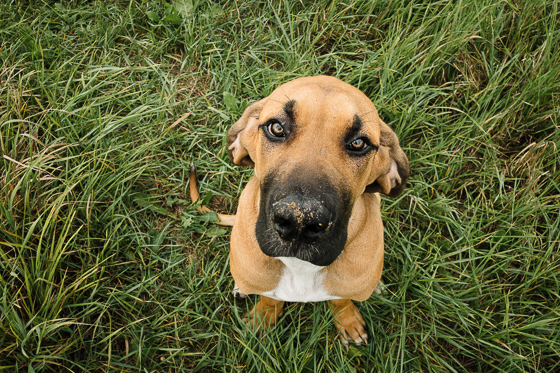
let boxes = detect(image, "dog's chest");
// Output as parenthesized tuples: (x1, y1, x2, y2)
(261, 257, 341, 302)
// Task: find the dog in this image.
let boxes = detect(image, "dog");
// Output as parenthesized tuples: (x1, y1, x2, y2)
(190, 75, 409, 347)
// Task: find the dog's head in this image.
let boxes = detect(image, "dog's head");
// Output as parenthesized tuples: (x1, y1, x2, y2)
(227, 76, 409, 266)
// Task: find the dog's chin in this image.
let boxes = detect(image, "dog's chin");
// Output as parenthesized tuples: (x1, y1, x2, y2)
(256, 226, 347, 267)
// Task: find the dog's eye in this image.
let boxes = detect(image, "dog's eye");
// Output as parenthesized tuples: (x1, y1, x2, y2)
(347, 138, 368, 152)
(267, 122, 286, 137)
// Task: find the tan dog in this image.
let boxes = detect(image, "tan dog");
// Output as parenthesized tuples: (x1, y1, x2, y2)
(192, 76, 409, 347)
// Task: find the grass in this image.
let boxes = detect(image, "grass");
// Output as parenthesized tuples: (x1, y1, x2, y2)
(1, 0, 559, 371)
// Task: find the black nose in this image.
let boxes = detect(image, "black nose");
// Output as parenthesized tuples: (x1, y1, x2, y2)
(272, 196, 331, 241)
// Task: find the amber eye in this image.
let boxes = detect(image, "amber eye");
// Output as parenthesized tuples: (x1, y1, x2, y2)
(348, 138, 367, 151)
(267, 122, 286, 137)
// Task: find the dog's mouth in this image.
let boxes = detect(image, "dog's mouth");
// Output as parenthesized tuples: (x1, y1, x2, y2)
(257, 227, 347, 266)
(255, 174, 352, 267)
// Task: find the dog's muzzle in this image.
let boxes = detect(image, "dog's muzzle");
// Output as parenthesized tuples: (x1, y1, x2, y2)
(256, 174, 350, 267)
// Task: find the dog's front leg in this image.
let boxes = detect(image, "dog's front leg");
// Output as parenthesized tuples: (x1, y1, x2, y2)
(328, 299, 368, 349)
(244, 295, 285, 327)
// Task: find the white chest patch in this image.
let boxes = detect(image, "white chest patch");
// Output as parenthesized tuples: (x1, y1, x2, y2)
(261, 257, 341, 302)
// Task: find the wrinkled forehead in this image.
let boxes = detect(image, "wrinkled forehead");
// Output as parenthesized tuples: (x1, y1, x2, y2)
(260, 78, 381, 140)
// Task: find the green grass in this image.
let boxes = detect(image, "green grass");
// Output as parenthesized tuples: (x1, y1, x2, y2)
(1, 0, 559, 371)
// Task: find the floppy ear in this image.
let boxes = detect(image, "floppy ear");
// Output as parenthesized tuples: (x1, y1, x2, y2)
(226, 98, 267, 167)
(365, 120, 409, 197)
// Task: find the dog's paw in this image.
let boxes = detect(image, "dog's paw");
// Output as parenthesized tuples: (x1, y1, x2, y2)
(329, 299, 368, 350)
(232, 284, 247, 299)
(373, 280, 386, 295)
(242, 308, 282, 328)
(242, 296, 285, 328)
(335, 314, 368, 350)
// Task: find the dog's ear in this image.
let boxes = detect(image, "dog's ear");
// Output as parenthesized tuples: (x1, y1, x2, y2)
(227, 98, 267, 167)
(365, 120, 409, 197)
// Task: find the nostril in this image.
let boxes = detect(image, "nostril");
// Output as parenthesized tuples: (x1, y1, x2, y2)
(274, 216, 291, 229)
(309, 223, 324, 233)
(273, 215, 295, 239)
(303, 221, 329, 238)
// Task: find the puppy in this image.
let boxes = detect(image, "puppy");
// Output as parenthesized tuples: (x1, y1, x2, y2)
(191, 76, 409, 347)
